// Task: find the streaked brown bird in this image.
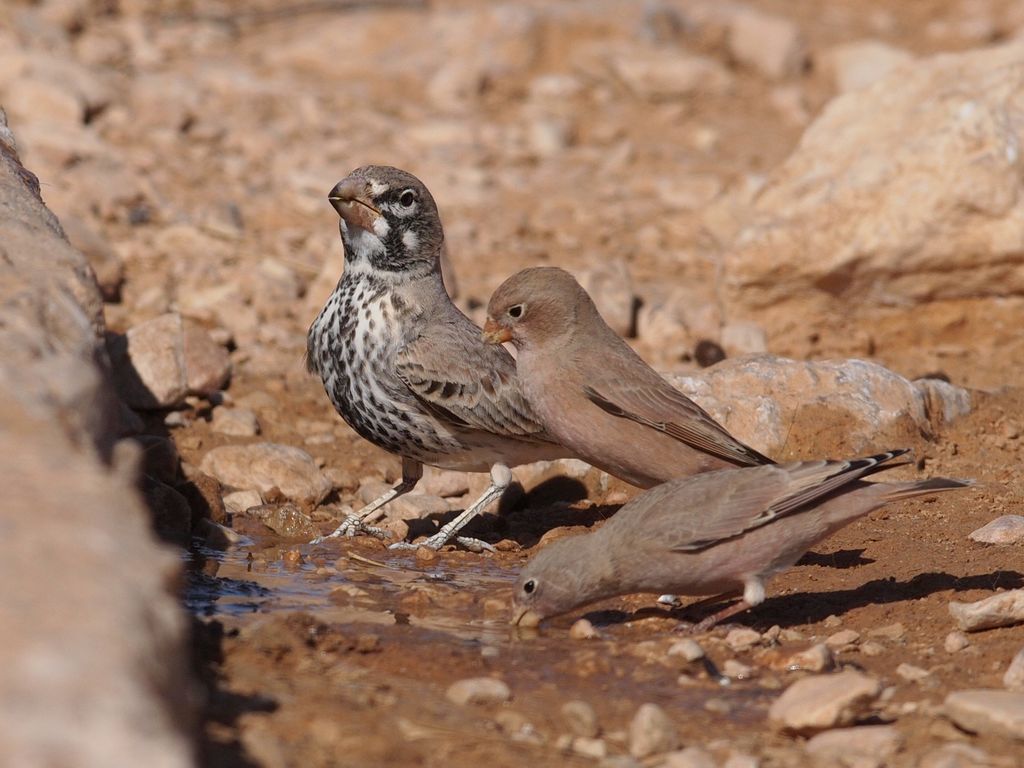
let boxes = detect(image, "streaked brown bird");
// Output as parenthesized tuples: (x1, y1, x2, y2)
(511, 449, 969, 629)
(483, 266, 773, 488)
(306, 166, 572, 551)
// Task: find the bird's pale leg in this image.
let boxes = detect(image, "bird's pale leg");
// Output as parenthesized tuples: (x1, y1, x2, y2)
(682, 580, 765, 634)
(312, 458, 423, 543)
(390, 463, 511, 552)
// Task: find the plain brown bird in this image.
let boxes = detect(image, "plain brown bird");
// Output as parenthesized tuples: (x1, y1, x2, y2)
(511, 450, 969, 630)
(483, 266, 773, 489)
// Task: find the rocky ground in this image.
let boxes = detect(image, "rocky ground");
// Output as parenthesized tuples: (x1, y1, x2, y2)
(4, 0, 1024, 766)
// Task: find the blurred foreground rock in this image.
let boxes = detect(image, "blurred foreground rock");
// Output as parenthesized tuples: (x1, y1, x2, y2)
(723, 41, 1024, 335)
(0, 113, 194, 766)
(669, 355, 971, 458)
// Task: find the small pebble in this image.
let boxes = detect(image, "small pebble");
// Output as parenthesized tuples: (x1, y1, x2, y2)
(825, 629, 860, 649)
(667, 638, 705, 662)
(785, 643, 834, 672)
(1003, 647, 1024, 690)
(628, 703, 679, 758)
(723, 659, 754, 680)
(896, 662, 931, 682)
(868, 622, 906, 641)
(945, 631, 970, 653)
(446, 677, 511, 706)
(823, 615, 842, 628)
(562, 700, 600, 738)
(661, 746, 716, 768)
(572, 737, 607, 759)
(570, 618, 600, 640)
(860, 641, 885, 657)
(725, 627, 762, 652)
(415, 546, 438, 562)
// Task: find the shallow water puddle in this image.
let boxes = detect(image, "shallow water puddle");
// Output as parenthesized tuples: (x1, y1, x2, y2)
(185, 540, 519, 645)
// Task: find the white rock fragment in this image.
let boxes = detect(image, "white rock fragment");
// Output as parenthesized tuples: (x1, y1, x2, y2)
(825, 629, 860, 650)
(222, 490, 263, 515)
(200, 443, 332, 505)
(572, 737, 607, 759)
(667, 638, 705, 662)
(805, 725, 903, 764)
(628, 703, 679, 758)
(969, 515, 1024, 545)
(211, 407, 260, 437)
(446, 677, 511, 706)
(944, 690, 1024, 740)
(661, 746, 716, 768)
(769, 671, 882, 734)
(949, 589, 1024, 632)
(784, 644, 834, 673)
(561, 700, 600, 738)
(108, 313, 188, 409)
(727, 8, 806, 80)
(896, 663, 931, 683)
(725, 627, 762, 652)
(1003, 647, 1024, 691)
(944, 631, 970, 653)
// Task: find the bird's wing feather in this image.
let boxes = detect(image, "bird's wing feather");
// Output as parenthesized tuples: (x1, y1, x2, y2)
(395, 319, 548, 439)
(654, 450, 909, 552)
(583, 379, 773, 466)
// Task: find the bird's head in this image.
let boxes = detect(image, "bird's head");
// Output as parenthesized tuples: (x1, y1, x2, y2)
(328, 165, 443, 276)
(482, 266, 586, 350)
(510, 534, 599, 627)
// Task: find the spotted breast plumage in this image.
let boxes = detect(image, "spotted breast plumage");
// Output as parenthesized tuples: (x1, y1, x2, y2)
(306, 165, 571, 550)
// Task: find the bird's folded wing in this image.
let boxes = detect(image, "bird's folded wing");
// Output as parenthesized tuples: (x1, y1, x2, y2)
(395, 329, 547, 439)
(583, 381, 773, 466)
(665, 451, 907, 551)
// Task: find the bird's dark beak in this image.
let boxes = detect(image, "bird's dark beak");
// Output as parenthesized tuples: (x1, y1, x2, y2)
(511, 604, 542, 628)
(482, 317, 512, 344)
(328, 177, 381, 232)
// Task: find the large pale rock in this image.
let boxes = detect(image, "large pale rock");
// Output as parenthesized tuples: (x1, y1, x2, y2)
(769, 671, 881, 734)
(969, 515, 1024, 544)
(723, 42, 1024, 334)
(668, 355, 971, 457)
(945, 690, 1024, 740)
(200, 442, 332, 505)
(0, 112, 193, 767)
(805, 725, 903, 764)
(108, 314, 188, 409)
(950, 589, 1024, 632)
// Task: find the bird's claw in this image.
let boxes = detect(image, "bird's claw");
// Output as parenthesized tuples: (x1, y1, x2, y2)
(387, 533, 495, 553)
(311, 515, 391, 544)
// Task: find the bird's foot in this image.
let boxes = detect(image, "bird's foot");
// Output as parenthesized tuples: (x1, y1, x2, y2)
(388, 533, 495, 553)
(311, 514, 391, 544)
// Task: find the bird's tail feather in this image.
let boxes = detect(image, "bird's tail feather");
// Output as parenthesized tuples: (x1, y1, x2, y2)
(881, 476, 973, 501)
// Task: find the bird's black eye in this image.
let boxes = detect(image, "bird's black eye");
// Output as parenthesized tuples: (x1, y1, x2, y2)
(508, 304, 524, 319)
(399, 189, 416, 207)
(522, 579, 536, 594)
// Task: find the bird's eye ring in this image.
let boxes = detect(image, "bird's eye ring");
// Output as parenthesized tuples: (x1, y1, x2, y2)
(399, 189, 416, 207)
(508, 304, 524, 319)
(522, 579, 536, 594)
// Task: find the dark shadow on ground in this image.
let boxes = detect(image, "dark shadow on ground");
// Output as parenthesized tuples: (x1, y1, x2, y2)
(583, 570, 1024, 630)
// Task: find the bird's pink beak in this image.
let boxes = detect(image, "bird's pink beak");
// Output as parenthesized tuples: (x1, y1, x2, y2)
(482, 318, 512, 345)
(511, 604, 542, 628)
(328, 177, 381, 232)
